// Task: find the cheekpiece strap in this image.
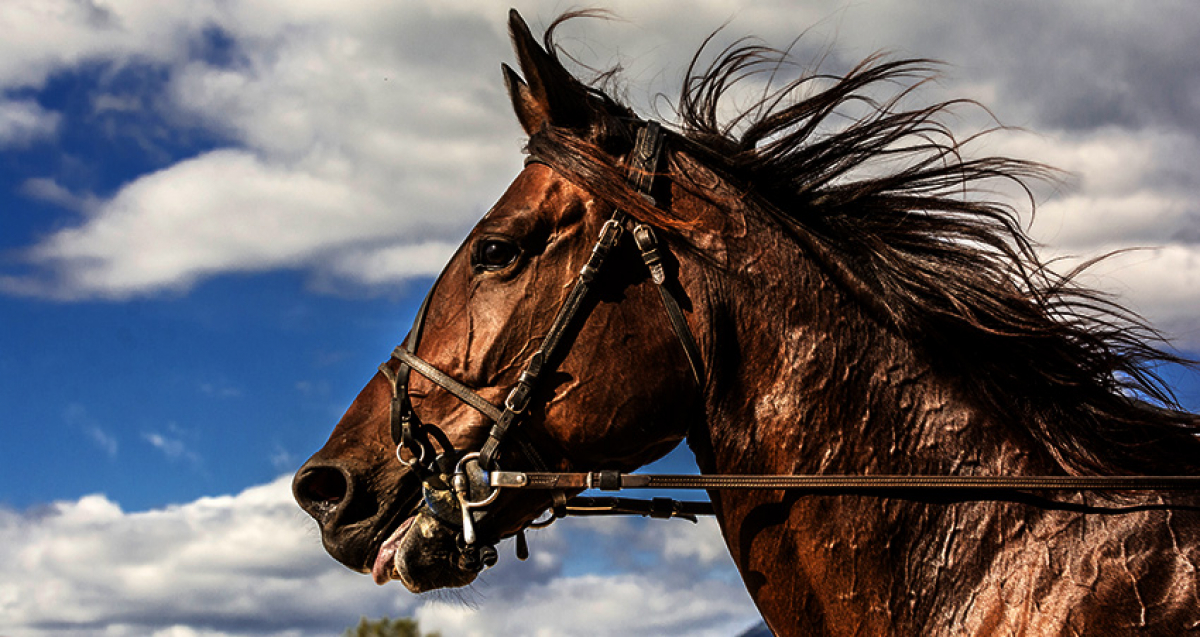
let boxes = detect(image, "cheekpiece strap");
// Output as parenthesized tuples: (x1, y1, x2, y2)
(477, 122, 669, 469)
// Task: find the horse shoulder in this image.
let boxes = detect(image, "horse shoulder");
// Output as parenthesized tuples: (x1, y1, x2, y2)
(953, 507, 1200, 635)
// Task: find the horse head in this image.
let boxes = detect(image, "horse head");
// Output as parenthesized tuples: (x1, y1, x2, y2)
(293, 10, 705, 593)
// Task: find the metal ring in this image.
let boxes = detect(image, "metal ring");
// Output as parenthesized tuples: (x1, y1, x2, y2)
(455, 452, 502, 509)
(395, 442, 426, 469)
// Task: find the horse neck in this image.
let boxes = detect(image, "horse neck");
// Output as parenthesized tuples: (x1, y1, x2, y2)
(684, 205, 1054, 479)
(674, 193, 1062, 634)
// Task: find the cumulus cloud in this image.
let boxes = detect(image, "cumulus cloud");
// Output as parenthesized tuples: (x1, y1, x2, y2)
(976, 126, 1200, 341)
(419, 574, 753, 637)
(3, 0, 1200, 338)
(0, 477, 397, 636)
(324, 241, 460, 288)
(0, 476, 758, 637)
(3, 0, 520, 299)
(29, 149, 383, 297)
(0, 1, 217, 87)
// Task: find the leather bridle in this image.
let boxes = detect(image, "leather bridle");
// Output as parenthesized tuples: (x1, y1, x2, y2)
(377, 119, 1200, 573)
(378, 121, 706, 567)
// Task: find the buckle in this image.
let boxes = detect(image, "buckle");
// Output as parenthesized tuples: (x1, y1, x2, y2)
(596, 218, 623, 249)
(504, 383, 532, 414)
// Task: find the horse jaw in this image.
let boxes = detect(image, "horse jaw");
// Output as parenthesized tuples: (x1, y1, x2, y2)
(374, 509, 478, 593)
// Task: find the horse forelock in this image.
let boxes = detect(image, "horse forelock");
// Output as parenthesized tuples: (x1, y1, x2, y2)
(526, 12, 1200, 477)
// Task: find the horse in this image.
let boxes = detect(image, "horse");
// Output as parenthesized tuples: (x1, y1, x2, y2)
(294, 10, 1200, 635)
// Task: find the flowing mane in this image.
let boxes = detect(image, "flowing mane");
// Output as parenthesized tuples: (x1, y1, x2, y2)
(523, 13, 1200, 477)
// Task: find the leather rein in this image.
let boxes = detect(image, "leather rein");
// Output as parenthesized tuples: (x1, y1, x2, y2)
(379, 120, 1200, 570)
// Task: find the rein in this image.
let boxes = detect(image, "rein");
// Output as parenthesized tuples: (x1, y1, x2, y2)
(380, 119, 1200, 570)
(491, 470, 1200, 493)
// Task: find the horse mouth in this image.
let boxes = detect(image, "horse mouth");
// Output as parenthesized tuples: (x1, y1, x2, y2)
(370, 514, 415, 585)
(370, 507, 478, 593)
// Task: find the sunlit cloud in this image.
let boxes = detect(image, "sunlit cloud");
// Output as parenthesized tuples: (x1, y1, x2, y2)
(0, 476, 759, 637)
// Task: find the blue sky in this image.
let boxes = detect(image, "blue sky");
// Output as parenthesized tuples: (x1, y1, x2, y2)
(2, 271, 418, 509)
(1, 48, 431, 510)
(3, 1, 1200, 635)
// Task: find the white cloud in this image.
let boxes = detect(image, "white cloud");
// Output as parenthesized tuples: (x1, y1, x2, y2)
(2, 0, 520, 299)
(418, 573, 754, 637)
(21, 177, 101, 213)
(0, 477, 404, 636)
(0, 98, 59, 146)
(0, 477, 759, 637)
(4, 0, 1200, 339)
(973, 126, 1200, 345)
(64, 404, 119, 459)
(1042, 244, 1200, 334)
(325, 242, 459, 287)
(0, 1, 222, 87)
(27, 149, 376, 297)
(0, 0, 966, 299)
(21, 141, 501, 298)
(85, 426, 120, 459)
(142, 425, 205, 469)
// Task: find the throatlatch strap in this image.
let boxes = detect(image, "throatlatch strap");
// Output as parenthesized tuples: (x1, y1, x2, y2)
(633, 225, 705, 388)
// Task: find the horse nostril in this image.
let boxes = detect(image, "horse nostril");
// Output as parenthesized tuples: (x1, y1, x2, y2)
(294, 463, 351, 523)
(306, 468, 347, 503)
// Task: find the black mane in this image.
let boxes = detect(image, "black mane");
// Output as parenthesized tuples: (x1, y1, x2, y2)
(526, 13, 1200, 476)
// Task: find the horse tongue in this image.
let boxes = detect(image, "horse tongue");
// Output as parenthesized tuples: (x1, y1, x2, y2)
(372, 516, 415, 585)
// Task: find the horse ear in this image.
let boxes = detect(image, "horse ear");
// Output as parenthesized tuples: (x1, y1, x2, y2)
(503, 63, 546, 135)
(505, 9, 592, 133)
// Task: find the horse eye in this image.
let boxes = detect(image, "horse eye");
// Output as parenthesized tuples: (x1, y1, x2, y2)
(473, 238, 520, 271)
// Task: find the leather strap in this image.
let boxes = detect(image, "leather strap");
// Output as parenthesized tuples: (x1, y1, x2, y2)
(392, 347, 504, 422)
(477, 213, 627, 468)
(491, 470, 1200, 492)
(381, 121, 709, 540)
(476, 121, 691, 469)
(375, 118, 1200, 540)
(633, 223, 705, 387)
(561, 496, 711, 521)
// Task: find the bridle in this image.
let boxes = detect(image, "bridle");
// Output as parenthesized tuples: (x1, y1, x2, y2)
(378, 119, 1200, 573)
(378, 121, 706, 568)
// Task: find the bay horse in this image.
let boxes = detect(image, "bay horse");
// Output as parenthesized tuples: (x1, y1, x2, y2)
(294, 10, 1200, 635)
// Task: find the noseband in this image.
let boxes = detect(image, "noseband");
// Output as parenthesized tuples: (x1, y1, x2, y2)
(378, 121, 705, 565)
